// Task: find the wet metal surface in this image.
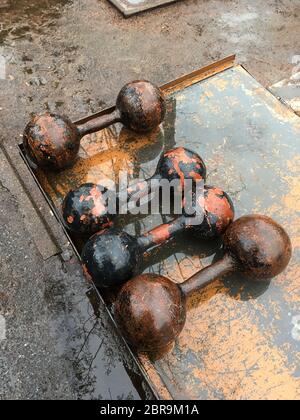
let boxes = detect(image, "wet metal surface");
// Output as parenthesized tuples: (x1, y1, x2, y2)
(108, 0, 178, 16)
(270, 66, 300, 116)
(27, 62, 300, 399)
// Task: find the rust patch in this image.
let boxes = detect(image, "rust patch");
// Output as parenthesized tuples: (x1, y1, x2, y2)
(146, 223, 174, 245)
(82, 263, 93, 284)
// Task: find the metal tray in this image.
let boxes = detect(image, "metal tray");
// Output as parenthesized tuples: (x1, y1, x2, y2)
(270, 75, 300, 117)
(20, 56, 300, 400)
(108, 0, 179, 17)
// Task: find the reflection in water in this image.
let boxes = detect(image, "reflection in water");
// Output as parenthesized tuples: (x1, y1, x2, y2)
(121, 97, 177, 180)
(69, 286, 155, 400)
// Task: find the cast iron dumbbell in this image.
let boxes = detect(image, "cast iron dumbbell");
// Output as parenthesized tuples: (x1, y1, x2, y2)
(62, 147, 207, 235)
(81, 186, 234, 288)
(115, 215, 292, 352)
(24, 80, 166, 170)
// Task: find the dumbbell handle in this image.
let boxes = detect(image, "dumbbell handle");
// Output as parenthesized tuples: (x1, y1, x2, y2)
(77, 109, 121, 137)
(137, 216, 186, 252)
(180, 253, 235, 298)
(117, 174, 164, 209)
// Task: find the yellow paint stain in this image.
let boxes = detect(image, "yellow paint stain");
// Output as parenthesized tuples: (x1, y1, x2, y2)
(210, 78, 229, 92)
(54, 183, 67, 198)
(226, 96, 240, 107)
(204, 74, 229, 90)
(283, 179, 300, 212)
(231, 78, 241, 88)
(162, 299, 300, 400)
(278, 262, 300, 304)
(199, 90, 214, 104)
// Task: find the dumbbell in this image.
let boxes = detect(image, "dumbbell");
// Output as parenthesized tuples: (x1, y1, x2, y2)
(115, 215, 292, 352)
(62, 147, 207, 235)
(81, 186, 234, 288)
(23, 80, 166, 170)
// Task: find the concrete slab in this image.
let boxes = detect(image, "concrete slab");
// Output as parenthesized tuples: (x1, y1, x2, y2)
(108, 0, 178, 16)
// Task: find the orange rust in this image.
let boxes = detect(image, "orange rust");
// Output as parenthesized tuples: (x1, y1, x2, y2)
(99, 220, 114, 230)
(83, 186, 107, 217)
(172, 297, 300, 400)
(163, 148, 193, 189)
(82, 264, 93, 283)
(164, 147, 201, 165)
(147, 224, 172, 245)
(25, 113, 79, 169)
(161, 55, 235, 95)
(188, 171, 203, 180)
(204, 187, 234, 231)
(206, 77, 229, 92)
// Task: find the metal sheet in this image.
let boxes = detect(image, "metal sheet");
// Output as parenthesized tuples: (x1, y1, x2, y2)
(108, 0, 179, 16)
(22, 58, 300, 400)
(270, 73, 300, 116)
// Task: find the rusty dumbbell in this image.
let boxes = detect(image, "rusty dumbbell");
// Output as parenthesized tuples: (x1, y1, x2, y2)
(81, 186, 234, 288)
(115, 215, 292, 352)
(24, 80, 166, 170)
(62, 147, 207, 235)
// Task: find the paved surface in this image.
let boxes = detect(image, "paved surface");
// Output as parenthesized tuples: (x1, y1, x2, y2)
(0, 0, 299, 400)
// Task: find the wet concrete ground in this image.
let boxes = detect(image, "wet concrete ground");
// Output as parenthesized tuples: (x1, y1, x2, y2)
(0, 0, 299, 400)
